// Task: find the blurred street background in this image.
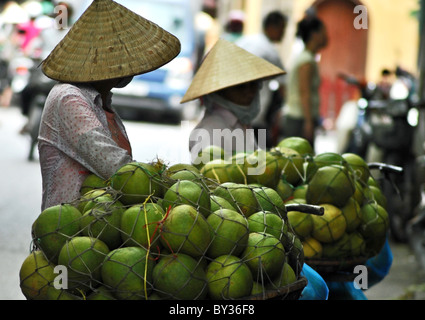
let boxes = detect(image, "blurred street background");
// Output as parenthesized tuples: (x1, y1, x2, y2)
(1, 0, 425, 300)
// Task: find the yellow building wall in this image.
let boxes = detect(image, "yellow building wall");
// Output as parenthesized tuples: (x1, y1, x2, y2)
(364, 0, 420, 81)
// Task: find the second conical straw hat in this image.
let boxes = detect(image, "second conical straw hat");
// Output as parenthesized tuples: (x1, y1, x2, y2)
(42, 0, 181, 82)
(180, 38, 285, 103)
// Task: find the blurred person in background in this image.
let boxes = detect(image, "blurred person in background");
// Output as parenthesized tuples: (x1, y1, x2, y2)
(222, 10, 245, 43)
(375, 68, 394, 100)
(195, 0, 220, 69)
(19, 1, 73, 134)
(0, 1, 29, 106)
(17, 1, 43, 57)
(236, 11, 288, 147)
(279, 14, 328, 149)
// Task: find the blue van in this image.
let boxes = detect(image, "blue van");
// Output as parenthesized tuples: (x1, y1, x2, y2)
(76, 0, 200, 122)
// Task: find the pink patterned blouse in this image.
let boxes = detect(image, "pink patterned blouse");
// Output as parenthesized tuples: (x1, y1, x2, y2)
(38, 83, 133, 211)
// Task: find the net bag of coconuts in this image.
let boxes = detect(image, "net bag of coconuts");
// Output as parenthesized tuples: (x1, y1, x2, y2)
(289, 151, 390, 276)
(20, 156, 310, 300)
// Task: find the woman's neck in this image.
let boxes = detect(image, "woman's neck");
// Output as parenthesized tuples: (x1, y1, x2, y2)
(91, 81, 115, 111)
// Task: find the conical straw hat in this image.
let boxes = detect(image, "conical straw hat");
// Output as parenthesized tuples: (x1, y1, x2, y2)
(180, 38, 285, 103)
(41, 0, 181, 82)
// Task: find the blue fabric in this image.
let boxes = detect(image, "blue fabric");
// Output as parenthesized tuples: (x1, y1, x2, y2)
(299, 263, 329, 300)
(326, 237, 393, 300)
(365, 238, 393, 287)
(327, 281, 368, 300)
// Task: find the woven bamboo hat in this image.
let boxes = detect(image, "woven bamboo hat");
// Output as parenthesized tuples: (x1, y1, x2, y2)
(180, 38, 285, 103)
(41, 0, 181, 82)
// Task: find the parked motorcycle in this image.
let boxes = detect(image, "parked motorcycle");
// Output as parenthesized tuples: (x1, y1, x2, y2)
(337, 68, 420, 242)
(366, 75, 419, 242)
(335, 73, 377, 157)
(407, 156, 425, 271)
(406, 104, 425, 271)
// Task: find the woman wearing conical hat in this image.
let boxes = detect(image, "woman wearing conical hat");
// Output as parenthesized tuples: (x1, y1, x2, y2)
(182, 38, 285, 163)
(38, 0, 180, 210)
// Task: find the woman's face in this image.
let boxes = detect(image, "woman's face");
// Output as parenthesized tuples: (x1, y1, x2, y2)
(218, 81, 260, 106)
(115, 76, 134, 88)
(314, 25, 328, 50)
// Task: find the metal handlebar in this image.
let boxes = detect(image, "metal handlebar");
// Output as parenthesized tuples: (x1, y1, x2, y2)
(368, 162, 403, 174)
(285, 204, 324, 216)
